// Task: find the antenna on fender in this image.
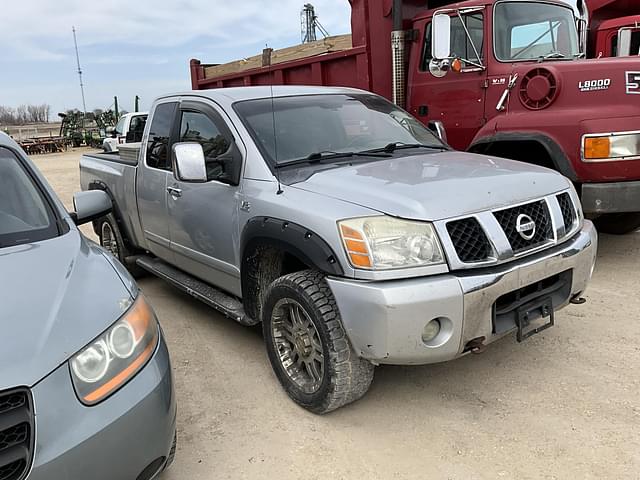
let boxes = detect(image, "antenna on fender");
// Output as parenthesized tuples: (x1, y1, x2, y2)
(266, 44, 284, 195)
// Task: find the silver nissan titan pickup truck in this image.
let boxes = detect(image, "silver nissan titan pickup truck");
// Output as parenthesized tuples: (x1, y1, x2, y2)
(80, 86, 598, 414)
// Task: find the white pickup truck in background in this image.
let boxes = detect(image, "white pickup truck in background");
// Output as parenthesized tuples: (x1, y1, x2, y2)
(103, 112, 148, 153)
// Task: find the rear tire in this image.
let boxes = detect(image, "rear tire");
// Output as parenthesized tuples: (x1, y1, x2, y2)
(97, 213, 145, 278)
(262, 270, 374, 414)
(593, 212, 640, 235)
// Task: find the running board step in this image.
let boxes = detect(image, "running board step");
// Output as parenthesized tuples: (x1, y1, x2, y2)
(136, 256, 258, 326)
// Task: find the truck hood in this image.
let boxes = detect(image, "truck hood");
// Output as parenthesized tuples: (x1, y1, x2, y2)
(290, 151, 569, 220)
(513, 58, 640, 118)
(0, 231, 133, 390)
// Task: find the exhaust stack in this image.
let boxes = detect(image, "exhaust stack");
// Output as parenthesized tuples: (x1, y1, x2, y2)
(391, 0, 406, 108)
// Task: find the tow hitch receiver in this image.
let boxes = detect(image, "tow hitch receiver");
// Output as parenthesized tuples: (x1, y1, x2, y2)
(516, 297, 555, 343)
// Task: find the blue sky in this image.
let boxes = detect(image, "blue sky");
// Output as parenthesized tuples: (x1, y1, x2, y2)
(0, 0, 351, 118)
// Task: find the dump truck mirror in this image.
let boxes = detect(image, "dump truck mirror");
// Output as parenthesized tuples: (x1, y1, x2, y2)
(432, 14, 451, 60)
(173, 142, 207, 182)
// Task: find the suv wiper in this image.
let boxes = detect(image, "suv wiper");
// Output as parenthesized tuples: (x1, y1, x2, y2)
(275, 150, 391, 168)
(363, 142, 448, 154)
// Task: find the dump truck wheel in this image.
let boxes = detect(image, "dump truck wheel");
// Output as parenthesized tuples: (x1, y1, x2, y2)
(262, 270, 374, 414)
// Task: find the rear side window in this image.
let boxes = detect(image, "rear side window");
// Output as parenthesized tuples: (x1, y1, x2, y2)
(146, 102, 178, 171)
(0, 147, 58, 247)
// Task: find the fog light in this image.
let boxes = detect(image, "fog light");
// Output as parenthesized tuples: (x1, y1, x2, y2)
(422, 319, 441, 343)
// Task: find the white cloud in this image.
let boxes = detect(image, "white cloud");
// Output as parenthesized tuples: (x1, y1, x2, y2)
(0, 0, 351, 61)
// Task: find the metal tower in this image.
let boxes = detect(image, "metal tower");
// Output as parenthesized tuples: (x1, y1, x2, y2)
(301, 4, 329, 44)
(72, 26, 87, 127)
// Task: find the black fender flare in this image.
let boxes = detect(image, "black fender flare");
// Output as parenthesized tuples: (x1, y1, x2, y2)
(86, 180, 131, 242)
(239, 217, 344, 321)
(469, 132, 578, 182)
(240, 217, 343, 277)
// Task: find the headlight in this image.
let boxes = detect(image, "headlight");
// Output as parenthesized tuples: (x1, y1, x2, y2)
(70, 295, 159, 405)
(583, 132, 640, 162)
(338, 216, 444, 270)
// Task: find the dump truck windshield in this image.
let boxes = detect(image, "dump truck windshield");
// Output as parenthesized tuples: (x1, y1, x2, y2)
(494, 2, 579, 61)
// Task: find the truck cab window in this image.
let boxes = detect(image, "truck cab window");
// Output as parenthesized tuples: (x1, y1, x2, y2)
(421, 13, 484, 70)
(494, 3, 578, 61)
(146, 102, 177, 171)
(128, 115, 147, 143)
(179, 111, 233, 182)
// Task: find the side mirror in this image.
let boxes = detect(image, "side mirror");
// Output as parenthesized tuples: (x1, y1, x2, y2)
(427, 120, 448, 144)
(72, 190, 112, 225)
(432, 13, 452, 60)
(173, 142, 207, 182)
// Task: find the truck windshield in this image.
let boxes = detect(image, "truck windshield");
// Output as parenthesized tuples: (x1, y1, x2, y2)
(0, 147, 59, 248)
(494, 2, 579, 61)
(233, 94, 444, 166)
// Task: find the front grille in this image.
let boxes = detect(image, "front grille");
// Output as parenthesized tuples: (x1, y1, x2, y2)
(447, 218, 491, 262)
(0, 389, 33, 480)
(494, 200, 553, 253)
(557, 193, 576, 232)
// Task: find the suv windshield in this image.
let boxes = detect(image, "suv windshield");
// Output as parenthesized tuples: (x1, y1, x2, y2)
(0, 147, 59, 248)
(494, 2, 579, 61)
(234, 94, 444, 166)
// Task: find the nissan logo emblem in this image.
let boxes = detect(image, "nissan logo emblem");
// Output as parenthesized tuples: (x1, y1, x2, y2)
(516, 214, 536, 241)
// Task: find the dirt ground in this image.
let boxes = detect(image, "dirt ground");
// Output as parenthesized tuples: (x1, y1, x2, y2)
(32, 148, 640, 480)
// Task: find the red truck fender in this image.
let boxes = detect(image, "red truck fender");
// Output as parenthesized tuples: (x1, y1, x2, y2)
(468, 128, 578, 182)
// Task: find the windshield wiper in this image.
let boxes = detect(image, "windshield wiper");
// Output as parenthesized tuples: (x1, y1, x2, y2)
(275, 150, 391, 169)
(538, 51, 567, 62)
(364, 142, 448, 154)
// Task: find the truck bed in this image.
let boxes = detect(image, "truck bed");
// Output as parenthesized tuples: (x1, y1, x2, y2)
(79, 145, 143, 247)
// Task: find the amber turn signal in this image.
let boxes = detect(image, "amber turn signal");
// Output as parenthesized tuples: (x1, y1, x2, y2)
(584, 136, 611, 160)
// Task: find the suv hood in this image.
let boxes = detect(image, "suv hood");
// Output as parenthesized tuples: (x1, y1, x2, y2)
(290, 152, 569, 220)
(0, 231, 133, 390)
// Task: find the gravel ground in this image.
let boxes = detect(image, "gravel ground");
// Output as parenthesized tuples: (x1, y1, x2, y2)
(32, 148, 640, 480)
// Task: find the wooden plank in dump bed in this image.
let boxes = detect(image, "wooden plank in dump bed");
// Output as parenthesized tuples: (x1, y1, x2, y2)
(203, 34, 353, 79)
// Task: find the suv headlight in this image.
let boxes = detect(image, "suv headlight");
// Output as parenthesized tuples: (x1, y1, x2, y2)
(338, 216, 445, 270)
(583, 132, 640, 162)
(69, 294, 159, 405)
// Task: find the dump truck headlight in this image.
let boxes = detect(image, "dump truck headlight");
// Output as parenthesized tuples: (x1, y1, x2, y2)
(583, 132, 640, 162)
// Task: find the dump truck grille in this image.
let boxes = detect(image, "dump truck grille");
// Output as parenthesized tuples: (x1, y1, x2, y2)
(0, 389, 33, 480)
(493, 200, 553, 253)
(447, 218, 491, 262)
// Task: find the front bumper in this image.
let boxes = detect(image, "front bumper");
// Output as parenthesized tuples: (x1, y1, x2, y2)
(27, 334, 176, 480)
(327, 221, 597, 365)
(582, 181, 640, 214)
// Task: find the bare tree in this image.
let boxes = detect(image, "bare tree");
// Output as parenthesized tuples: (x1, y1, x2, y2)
(0, 104, 53, 125)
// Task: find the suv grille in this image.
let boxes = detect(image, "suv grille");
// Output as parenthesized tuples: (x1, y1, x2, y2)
(493, 200, 553, 253)
(447, 218, 491, 262)
(0, 390, 33, 480)
(557, 193, 575, 232)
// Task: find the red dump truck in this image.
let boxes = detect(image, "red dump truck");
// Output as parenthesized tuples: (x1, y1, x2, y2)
(587, 0, 639, 57)
(190, 0, 640, 233)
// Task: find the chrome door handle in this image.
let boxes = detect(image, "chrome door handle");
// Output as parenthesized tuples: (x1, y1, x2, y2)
(167, 186, 182, 198)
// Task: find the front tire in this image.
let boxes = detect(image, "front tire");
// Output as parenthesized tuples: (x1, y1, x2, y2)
(593, 212, 640, 235)
(97, 213, 145, 277)
(262, 270, 374, 414)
